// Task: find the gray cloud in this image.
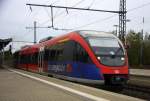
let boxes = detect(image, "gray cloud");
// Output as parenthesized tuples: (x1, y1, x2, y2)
(0, 0, 150, 52)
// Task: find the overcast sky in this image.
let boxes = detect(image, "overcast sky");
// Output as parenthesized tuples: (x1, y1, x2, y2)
(0, 0, 150, 52)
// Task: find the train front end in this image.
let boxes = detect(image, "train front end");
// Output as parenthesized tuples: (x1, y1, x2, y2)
(80, 31, 129, 85)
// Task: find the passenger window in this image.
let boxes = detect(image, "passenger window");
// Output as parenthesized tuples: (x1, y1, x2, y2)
(46, 40, 92, 63)
(63, 41, 75, 61)
(75, 42, 92, 64)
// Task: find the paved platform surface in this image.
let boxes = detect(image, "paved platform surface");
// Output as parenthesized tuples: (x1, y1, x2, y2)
(130, 69, 150, 77)
(0, 67, 144, 101)
(0, 68, 87, 101)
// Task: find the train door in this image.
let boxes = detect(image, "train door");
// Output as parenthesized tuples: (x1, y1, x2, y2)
(38, 46, 44, 73)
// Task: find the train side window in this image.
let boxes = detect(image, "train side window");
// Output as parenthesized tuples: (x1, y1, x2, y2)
(48, 45, 57, 61)
(22, 55, 25, 64)
(31, 52, 38, 64)
(63, 40, 75, 62)
(25, 55, 27, 64)
(46, 40, 92, 63)
(44, 49, 49, 61)
(75, 42, 92, 64)
(57, 49, 63, 61)
(54, 43, 64, 61)
(30, 54, 33, 64)
(47, 41, 75, 62)
(25, 55, 28, 64)
(35, 53, 37, 64)
(19, 55, 22, 64)
(21, 55, 23, 64)
(21, 55, 24, 64)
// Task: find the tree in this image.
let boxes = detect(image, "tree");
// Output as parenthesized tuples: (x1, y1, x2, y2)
(143, 40, 150, 65)
(126, 30, 141, 66)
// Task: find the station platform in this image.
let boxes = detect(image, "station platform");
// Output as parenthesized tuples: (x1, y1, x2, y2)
(0, 68, 88, 101)
(0, 66, 144, 101)
(130, 69, 150, 77)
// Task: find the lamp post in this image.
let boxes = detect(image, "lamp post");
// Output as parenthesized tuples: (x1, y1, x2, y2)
(113, 25, 119, 36)
(140, 17, 144, 66)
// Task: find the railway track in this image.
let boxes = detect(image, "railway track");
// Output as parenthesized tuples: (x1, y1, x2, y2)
(78, 81, 150, 100)
(89, 83, 150, 100)
(122, 84, 150, 100)
(125, 83, 150, 94)
(83, 75, 150, 100)
(99, 75, 150, 100)
(122, 75, 150, 100)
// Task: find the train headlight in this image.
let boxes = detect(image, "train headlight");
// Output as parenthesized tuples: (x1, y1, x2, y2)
(121, 57, 125, 61)
(97, 56, 101, 60)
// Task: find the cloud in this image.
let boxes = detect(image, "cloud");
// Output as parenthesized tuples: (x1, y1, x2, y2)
(0, 0, 150, 51)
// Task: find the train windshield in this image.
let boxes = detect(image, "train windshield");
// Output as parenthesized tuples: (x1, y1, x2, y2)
(87, 37, 125, 66)
(88, 37, 120, 48)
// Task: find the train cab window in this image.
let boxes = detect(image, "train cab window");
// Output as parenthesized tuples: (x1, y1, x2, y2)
(87, 37, 125, 66)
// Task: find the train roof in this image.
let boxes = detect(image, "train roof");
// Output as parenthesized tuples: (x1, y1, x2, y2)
(77, 30, 116, 38)
(19, 30, 117, 55)
(20, 45, 39, 55)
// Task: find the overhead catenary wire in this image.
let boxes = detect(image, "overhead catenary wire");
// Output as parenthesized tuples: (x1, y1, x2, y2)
(26, 4, 121, 13)
(53, 0, 87, 30)
(11, 29, 35, 52)
(23, 1, 60, 44)
(125, 2, 150, 31)
(27, 1, 150, 32)
(68, 1, 150, 30)
(12, 41, 34, 43)
(13, 1, 52, 42)
(129, 17, 150, 31)
(128, 1, 150, 12)
(52, 0, 114, 31)
(71, 14, 117, 30)
(36, 0, 101, 30)
(27, 1, 122, 32)
(27, 0, 61, 27)
(15, 29, 34, 43)
(87, 0, 95, 9)
(38, 0, 91, 27)
(53, 0, 86, 19)
(53, 0, 86, 21)
(38, 0, 87, 30)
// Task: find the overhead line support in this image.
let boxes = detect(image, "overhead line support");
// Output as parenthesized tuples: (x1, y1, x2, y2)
(26, 3, 121, 13)
(119, 0, 127, 44)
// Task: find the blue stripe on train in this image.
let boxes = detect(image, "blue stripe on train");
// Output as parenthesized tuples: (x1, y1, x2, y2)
(48, 61, 104, 80)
